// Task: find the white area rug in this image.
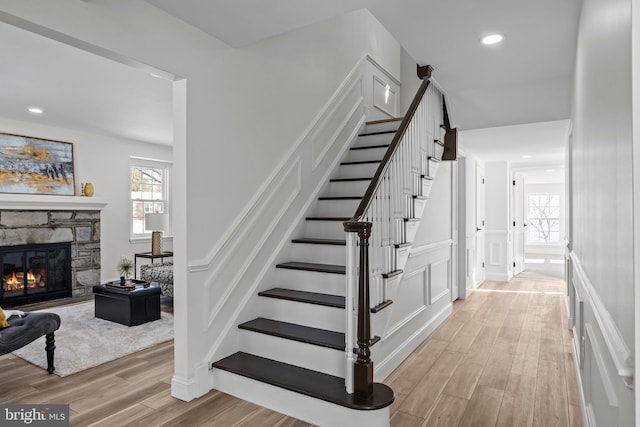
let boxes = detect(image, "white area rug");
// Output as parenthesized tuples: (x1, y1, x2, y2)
(12, 301, 173, 376)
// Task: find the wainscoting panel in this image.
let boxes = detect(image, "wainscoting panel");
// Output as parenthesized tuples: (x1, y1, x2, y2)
(377, 239, 452, 378)
(429, 258, 450, 305)
(484, 230, 509, 281)
(570, 251, 634, 427)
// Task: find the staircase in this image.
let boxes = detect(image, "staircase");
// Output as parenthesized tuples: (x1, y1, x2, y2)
(211, 71, 454, 426)
(211, 120, 400, 416)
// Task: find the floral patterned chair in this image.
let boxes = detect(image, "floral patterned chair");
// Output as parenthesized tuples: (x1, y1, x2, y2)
(140, 262, 173, 297)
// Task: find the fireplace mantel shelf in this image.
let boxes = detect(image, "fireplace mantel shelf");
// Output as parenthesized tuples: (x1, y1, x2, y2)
(0, 194, 108, 211)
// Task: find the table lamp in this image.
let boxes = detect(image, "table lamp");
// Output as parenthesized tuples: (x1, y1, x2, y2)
(145, 213, 169, 255)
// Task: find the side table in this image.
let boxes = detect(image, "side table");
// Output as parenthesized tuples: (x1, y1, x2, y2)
(134, 251, 173, 279)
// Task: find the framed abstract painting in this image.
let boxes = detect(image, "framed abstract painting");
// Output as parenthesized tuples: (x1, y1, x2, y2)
(0, 133, 76, 196)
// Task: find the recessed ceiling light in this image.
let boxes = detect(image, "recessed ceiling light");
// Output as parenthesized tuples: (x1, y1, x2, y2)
(28, 107, 44, 114)
(522, 155, 532, 159)
(546, 169, 555, 172)
(481, 34, 504, 45)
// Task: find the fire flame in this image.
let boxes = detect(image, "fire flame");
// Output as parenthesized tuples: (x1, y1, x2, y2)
(3, 270, 43, 291)
(6, 271, 19, 286)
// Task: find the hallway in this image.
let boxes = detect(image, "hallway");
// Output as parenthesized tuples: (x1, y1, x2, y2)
(385, 277, 582, 426)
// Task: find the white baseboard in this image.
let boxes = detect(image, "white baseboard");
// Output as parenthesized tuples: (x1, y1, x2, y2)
(484, 272, 510, 282)
(375, 304, 452, 381)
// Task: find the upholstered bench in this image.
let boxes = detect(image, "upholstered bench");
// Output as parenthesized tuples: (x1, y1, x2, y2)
(140, 262, 173, 297)
(0, 312, 61, 374)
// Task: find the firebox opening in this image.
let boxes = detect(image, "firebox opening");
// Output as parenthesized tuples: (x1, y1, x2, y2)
(0, 242, 72, 307)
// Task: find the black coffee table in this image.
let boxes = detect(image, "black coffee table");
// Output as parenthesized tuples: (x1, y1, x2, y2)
(93, 282, 161, 326)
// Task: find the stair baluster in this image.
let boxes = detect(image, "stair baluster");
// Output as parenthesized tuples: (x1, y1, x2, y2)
(343, 64, 439, 400)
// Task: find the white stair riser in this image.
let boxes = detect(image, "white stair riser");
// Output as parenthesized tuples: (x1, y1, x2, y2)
(337, 162, 380, 179)
(273, 268, 346, 295)
(365, 121, 401, 134)
(305, 220, 347, 240)
(258, 298, 345, 333)
(345, 147, 387, 163)
(290, 242, 346, 265)
(313, 199, 361, 217)
(326, 180, 371, 197)
(211, 370, 391, 427)
(354, 133, 395, 147)
(238, 330, 345, 377)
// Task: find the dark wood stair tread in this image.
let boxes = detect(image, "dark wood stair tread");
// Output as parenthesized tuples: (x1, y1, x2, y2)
(421, 175, 434, 180)
(413, 195, 428, 200)
(358, 130, 397, 136)
(318, 196, 362, 200)
(259, 288, 345, 308)
(382, 269, 403, 279)
(276, 262, 346, 275)
(306, 216, 350, 221)
(340, 160, 381, 165)
(212, 352, 394, 410)
(371, 300, 393, 313)
(366, 117, 403, 125)
(238, 318, 344, 350)
(350, 144, 389, 151)
(330, 177, 373, 182)
(292, 238, 346, 245)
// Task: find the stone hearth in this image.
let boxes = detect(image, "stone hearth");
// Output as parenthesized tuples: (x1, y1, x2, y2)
(0, 210, 100, 297)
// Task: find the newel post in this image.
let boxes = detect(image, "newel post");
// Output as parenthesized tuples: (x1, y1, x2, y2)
(344, 220, 373, 400)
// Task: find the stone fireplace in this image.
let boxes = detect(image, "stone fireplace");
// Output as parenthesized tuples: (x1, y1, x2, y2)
(0, 208, 101, 305)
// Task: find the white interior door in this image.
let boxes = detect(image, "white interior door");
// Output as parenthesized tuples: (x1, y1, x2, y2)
(475, 163, 485, 284)
(513, 174, 525, 275)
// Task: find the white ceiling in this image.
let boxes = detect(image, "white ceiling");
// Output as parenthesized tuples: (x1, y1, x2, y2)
(0, 1, 582, 158)
(0, 21, 173, 146)
(459, 120, 570, 166)
(148, 0, 582, 131)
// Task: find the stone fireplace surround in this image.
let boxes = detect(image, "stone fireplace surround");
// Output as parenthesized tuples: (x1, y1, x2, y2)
(0, 195, 107, 298)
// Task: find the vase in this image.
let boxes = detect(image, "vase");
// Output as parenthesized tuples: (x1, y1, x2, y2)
(83, 182, 94, 197)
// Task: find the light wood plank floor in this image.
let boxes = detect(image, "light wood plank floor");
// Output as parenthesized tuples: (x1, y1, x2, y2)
(0, 277, 582, 426)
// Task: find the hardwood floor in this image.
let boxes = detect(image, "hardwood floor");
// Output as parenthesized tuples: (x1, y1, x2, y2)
(0, 277, 582, 426)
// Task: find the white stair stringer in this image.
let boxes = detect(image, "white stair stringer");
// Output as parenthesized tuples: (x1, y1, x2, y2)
(212, 369, 391, 427)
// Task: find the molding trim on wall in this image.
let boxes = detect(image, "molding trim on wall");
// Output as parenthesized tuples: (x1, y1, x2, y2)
(585, 322, 620, 408)
(570, 250, 634, 389)
(0, 194, 108, 211)
(375, 304, 452, 381)
(366, 55, 401, 87)
(410, 239, 453, 257)
(191, 57, 369, 375)
(571, 332, 590, 427)
(204, 159, 303, 330)
(189, 55, 368, 272)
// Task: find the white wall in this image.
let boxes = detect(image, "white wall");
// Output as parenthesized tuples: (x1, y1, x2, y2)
(0, 1, 405, 399)
(0, 116, 173, 283)
(568, 0, 635, 424)
(400, 47, 422, 115)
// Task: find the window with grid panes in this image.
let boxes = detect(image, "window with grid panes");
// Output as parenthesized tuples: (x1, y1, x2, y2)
(130, 159, 171, 238)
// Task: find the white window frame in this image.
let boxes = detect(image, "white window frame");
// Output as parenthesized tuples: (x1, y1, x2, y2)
(130, 157, 172, 242)
(526, 192, 561, 245)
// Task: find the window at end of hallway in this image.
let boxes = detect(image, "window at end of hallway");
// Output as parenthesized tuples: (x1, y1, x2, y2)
(527, 194, 560, 244)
